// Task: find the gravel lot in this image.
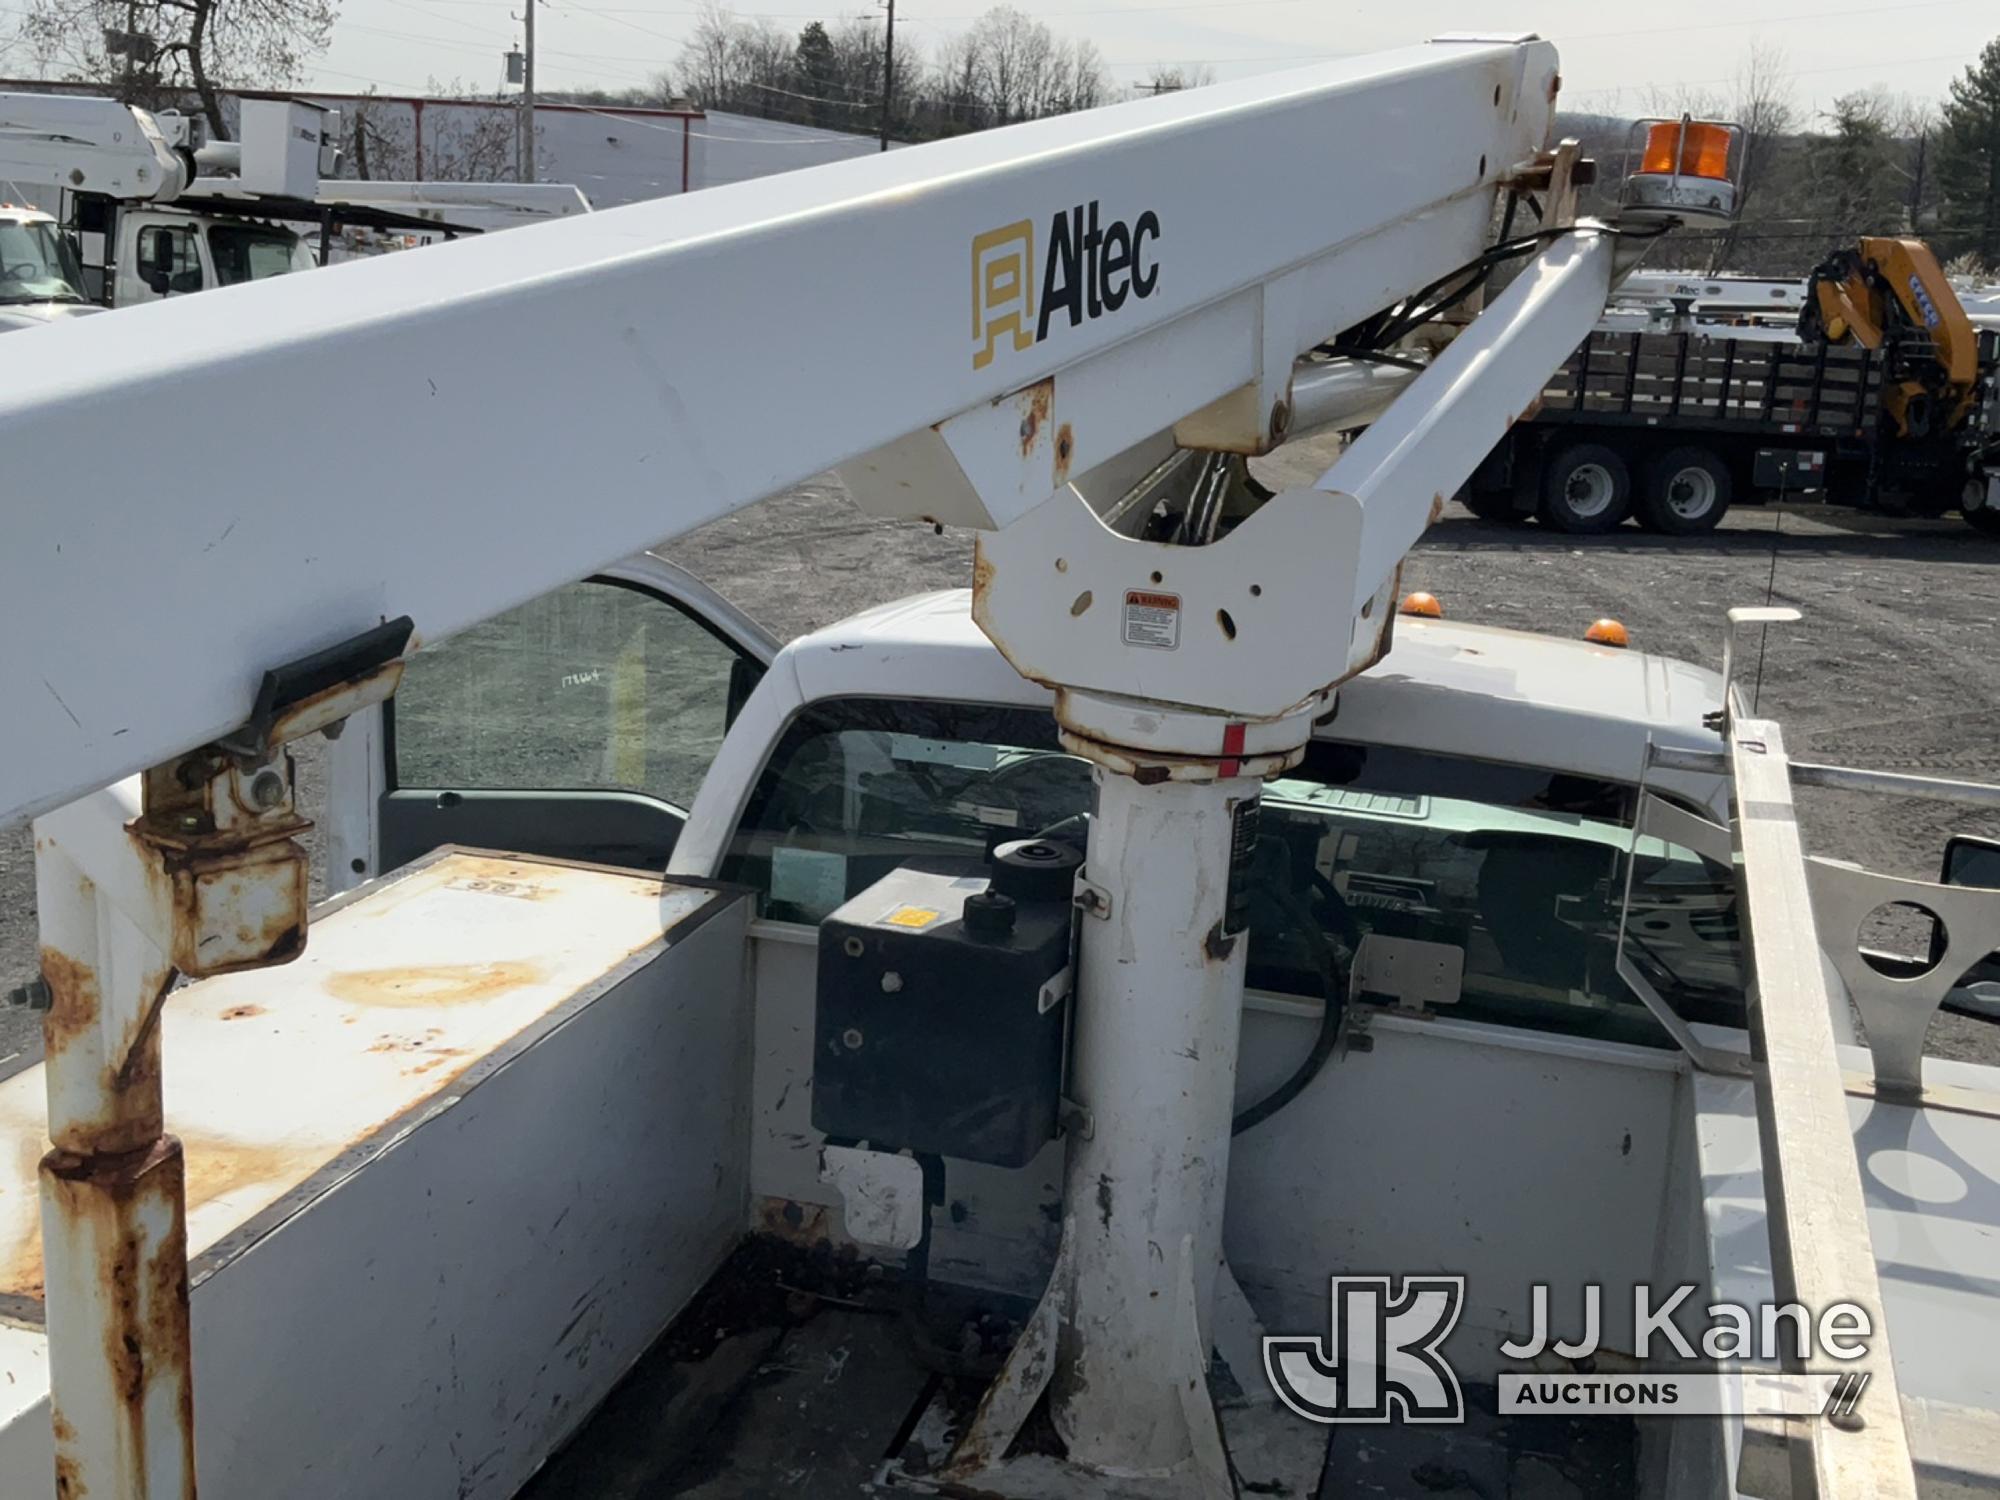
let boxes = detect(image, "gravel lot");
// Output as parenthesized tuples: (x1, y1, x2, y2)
(5, 456, 1999, 1067)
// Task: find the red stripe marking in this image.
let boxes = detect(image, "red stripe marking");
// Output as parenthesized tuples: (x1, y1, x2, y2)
(1219, 722, 1246, 779)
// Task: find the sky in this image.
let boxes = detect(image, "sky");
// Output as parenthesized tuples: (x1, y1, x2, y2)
(278, 0, 1996, 119)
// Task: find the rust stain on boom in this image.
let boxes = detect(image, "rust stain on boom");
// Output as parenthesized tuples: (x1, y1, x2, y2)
(1018, 377, 1053, 458)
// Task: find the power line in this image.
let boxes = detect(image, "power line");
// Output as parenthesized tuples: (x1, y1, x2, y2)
(1565, 0, 1992, 47)
(1564, 48, 1981, 103)
(333, 23, 666, 87)
(308, 61, 456, 91)
(743, 77, 875, 109)
(345, 21, 509, 53)
(1087, 1, 1992, 76)
(549, 0, 684, 44)
(397, 0, 1321, 15)
(379, 0, 513, 41)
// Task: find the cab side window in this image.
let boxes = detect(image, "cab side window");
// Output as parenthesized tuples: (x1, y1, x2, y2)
(1248, 742, 1743, 1046)
(134, 226, 202, 295)
(207, 225, 303, 286)
(393, 578, 755, 811)
(720, 699, 1745, 1047)
(719, 700, 1084, 922)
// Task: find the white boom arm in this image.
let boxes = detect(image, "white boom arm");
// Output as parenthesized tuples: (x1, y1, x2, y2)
(0, 35, 1563, 826)
(0, 93, 193, 203)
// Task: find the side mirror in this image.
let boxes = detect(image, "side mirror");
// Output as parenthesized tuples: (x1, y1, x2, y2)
(146, 269, 171, 295)
(1936, 836, 2000, 1010)
(1940, 835, 2000, 889)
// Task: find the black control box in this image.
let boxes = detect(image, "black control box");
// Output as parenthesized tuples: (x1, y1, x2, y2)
(812, 840, 1080, 1168)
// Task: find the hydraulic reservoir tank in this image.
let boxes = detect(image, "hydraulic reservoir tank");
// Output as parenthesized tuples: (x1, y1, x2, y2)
(812, 840, 1079, 1168)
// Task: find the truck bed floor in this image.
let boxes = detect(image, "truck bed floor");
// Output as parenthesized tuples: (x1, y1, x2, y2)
(518, 1239, 1636, 1499)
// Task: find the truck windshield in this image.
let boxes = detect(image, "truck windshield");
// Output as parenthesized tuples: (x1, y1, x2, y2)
(721, 700, 1747, 1049)
(0, 218, 88, 304)
(206, 224, 313, 287)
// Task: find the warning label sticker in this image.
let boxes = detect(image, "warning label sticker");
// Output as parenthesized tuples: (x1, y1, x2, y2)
(881, 905, 943, 930)
(1123, 590, 1182, 650)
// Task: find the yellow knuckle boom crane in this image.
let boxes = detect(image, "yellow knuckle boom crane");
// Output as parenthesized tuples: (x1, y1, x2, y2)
(1801, 236, 1981, 440)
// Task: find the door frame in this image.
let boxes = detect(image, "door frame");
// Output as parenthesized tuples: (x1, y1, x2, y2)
(324, 553, 778, 894)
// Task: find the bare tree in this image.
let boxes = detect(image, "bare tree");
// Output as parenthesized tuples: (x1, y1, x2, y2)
(965, 6, 1038, 125)
(344, 90, 404, 181)
(1045, 38, 1109, 114)
(339, 85, 536, 184)
(426, 105, 525, 182)
(956, 6, 1107, 128)
(928, 30, 984, 136)
(18, 0, 337, 138)
(1138, 63, 1216, 96)
(730, 18, 794, 114)
(671, 3, 1107, 141)
(1637, 82, 1727, 121)
(1854, 92, 1941, 233)
(1807, 90, 1906, 245)
(1709, 41, 1796, 271)
(676, 2, 737, 112)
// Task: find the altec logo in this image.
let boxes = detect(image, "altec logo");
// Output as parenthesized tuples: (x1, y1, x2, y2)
(971, 202, 1162, 369)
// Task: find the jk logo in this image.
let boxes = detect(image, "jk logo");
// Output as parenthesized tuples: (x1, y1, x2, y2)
(1264, 1276, 1466, 1424)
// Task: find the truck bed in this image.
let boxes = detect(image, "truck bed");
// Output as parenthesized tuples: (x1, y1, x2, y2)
(520, 1238, 1637, 1499)
(1540, 330, 1882, 439)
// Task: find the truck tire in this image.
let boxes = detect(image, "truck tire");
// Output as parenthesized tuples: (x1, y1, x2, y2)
(1539, 443, 1631, 533)
(1639, 447, 1732, 534)
(1963, 478, 2000, 537)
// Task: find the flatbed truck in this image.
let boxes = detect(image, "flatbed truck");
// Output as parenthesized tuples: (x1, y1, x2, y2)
(1464, 300, 1999, 534)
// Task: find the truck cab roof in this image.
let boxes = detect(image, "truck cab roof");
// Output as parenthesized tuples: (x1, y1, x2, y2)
(778, 587, 1724, 792)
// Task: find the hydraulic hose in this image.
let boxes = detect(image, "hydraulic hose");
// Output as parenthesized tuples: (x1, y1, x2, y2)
(1232, 884, 1350, 1136)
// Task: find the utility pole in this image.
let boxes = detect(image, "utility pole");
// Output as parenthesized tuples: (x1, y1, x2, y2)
(1908, 128, 1926, 233)
(878, 0, 895, 153)
(122, 0, 136, 104)
(518, 0, 538, 182)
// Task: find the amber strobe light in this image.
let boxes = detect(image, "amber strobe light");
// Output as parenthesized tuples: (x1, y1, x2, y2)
(1399, 592, 1443, 618)
(1585, 618, 1630, 648)
(1639, 121, 1731, 182)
